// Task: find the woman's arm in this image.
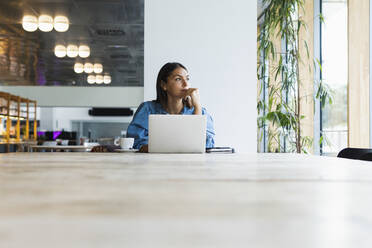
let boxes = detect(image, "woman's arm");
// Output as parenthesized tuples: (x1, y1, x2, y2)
(184, 89, 215, 147)
(126, 102, 150, 150)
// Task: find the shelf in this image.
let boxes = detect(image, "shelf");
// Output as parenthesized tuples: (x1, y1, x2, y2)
(0, 91, 38, 150)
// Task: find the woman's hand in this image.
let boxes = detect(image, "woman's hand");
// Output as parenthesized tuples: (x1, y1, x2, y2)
(139, 144, 148, 153)
(183, 88, 202, 114)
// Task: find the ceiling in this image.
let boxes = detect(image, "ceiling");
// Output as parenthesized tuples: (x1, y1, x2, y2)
(0, 0, 144, 87)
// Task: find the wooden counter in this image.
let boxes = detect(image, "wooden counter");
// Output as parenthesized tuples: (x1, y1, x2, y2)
(1, 152, 372, 247)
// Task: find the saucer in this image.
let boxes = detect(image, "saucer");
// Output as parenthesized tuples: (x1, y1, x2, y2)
(114, 148, 139, 153)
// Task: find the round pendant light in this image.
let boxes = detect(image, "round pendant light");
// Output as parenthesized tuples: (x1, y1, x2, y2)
(38, 15, 53, 32)
(54, 16, 69, 32)
(66, 45, 79, 58)
(103, 75, 111, 84)
(22, 15, 38, 32)
(78, 45, 90, 58)
(93, 63, 103, 74)
(54, 45, 66, 58)
(84, 63, 94, 73)
(74, 63, 84, 73)
(87, 75, 96, 84)
(95, 74, 103, 84)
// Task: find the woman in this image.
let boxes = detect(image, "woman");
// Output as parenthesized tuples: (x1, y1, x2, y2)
(127, 62, 215, 153)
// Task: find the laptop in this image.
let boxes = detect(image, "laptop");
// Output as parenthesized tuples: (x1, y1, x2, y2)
(148, 114, 207, 153)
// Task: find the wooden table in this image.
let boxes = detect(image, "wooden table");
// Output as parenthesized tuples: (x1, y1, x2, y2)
(1, 152, 372, 247)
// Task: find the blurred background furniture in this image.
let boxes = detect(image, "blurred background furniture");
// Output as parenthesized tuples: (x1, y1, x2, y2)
(337, 148, 372, 161)
(0, 92, 38, 152)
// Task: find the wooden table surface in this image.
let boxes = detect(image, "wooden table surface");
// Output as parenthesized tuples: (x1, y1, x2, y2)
(1, 152, 372, 247)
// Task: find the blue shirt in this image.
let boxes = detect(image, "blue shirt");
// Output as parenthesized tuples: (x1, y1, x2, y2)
(127, 101, 215, 149)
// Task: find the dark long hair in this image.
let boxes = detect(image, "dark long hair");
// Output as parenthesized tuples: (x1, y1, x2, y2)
(155, 62, 187, 108)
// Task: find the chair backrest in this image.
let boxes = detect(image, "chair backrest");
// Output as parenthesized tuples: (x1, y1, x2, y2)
(337, 148, 372, 161)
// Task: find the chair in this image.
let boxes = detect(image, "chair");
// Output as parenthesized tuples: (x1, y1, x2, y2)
(337, 148, 372, 161)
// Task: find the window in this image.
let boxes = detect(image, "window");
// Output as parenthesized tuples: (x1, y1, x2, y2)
(320, 0, 348, 155)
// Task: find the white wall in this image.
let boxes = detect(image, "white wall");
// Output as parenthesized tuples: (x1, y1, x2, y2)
(0, 86, 143, 107)
(145, 0, 257, 153)
(40, 107, 54, 130)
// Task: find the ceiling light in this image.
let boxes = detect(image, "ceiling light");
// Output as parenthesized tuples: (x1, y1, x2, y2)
(74, 63, 84, 73)
(54, 45, 66, 58)
(78, 45, 90, 58)
(87, 75, 95, 84)
(54, 16, 69, 32)
(22, 15, 38, 32)
(66, 45, 78, 58)
(93, 63, 103, 74)
(38, 15, 53, 32)
(103, 75, 111, 84)
(84, 63, 94, 73)
(95, 75, 103, 84)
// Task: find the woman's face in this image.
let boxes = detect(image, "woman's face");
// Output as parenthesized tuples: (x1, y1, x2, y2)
(163, 67, 190, 98)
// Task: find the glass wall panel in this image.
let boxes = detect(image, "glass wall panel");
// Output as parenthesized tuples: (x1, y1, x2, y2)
(321, 0, 348, 155)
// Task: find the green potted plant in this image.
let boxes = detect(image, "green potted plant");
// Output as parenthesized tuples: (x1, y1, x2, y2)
(257, 0, 332, 153)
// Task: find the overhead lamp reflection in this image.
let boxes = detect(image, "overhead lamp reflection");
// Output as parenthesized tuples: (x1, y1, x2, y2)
(103, 75, 111, 84)
(96, 75, 103, 84)
(54, 45, 67, 58)
(66, 45, 79, 57)
(54, 16, 69, 32)
(93, 63, 103, 74)
(84, 63, 94, 73)
(22, 15, 38, 32)
(38, 15, 53, 32)
(78, 45, 90, 58)
(87, 75, 95, 84)
(74, 63, 84, 73)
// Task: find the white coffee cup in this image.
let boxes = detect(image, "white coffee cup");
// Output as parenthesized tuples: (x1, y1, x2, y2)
(115, 137, 134, 149)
